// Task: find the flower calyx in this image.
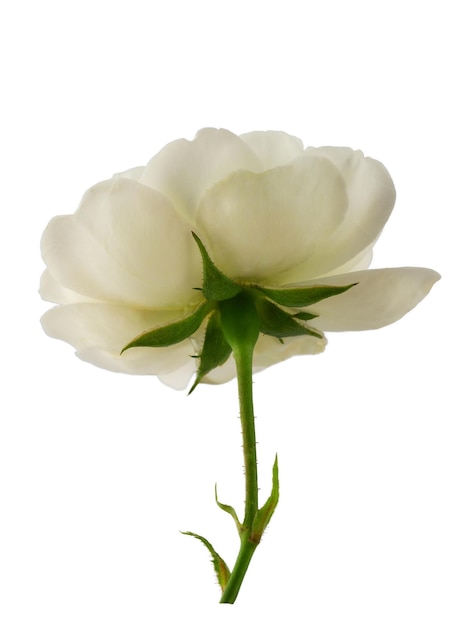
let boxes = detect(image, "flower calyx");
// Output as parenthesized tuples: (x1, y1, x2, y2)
(121, 234, 357, 392)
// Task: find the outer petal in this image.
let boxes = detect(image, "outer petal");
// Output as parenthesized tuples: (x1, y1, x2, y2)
(202, 332, 327, 384)
(275, 148, 396, 283)
(319, 244, 374, 276)
(312, 147, 396, 262)
(140, 128, 263, 224)
(41, 177, 202, 309)
(113, 166, 146, 182)
(306, 267, 440, 331)
(41, 303, 197, 389)
(239, 131, 304, 169)
(39, 270, 93, 305)
(196, 155, 348, 281)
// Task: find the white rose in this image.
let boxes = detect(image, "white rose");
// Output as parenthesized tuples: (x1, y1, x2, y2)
(40, 128, 439, 389)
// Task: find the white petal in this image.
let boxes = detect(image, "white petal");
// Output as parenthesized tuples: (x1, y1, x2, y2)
(310, 148, 396, 253)
(239, 131, 304, 169)
(307, 268, 440, 331)
(113, 166, 146, 181)
(253, 332, 326, 369)
(40, 270, 92, 305)
(153, 359, 199, 390)
(275, 148, 396, 283)
(202, 333, 326, 384)
(140, 128, 263, 224)
(41, 177, 202, 309)
(196, 155, 347, 281)
(41, 303, 197, 388)
(319, 244, 374, 276)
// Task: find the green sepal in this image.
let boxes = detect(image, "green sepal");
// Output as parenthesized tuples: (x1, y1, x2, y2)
(188, 312, 232, 394)
(292, 311, 318, 321)
(121, 301, 213, 353)
(192, 232, 242, 301)
(181, 531, 231, 593)
(251, 455, 279, 544)
(215, 484, 242, 535)
(257, 283, 357, 307)
(256, 298, 323, 339)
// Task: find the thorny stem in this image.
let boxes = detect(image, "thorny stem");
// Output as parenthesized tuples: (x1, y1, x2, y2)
(219, 342, 260, 604)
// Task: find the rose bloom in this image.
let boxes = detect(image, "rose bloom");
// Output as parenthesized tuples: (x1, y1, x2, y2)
(40, 129, 439, 389)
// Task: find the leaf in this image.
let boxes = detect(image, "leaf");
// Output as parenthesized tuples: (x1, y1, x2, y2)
(251, 455, 279, 544)
(256, 298, 323, 339)
(181, 531, 231, 593)
(121, 301, 213, 353)
(258, 283, 358, 307)
(192, 232, 242, 301)
(188, 312, 232, 394)
(215, 484, 241, 534)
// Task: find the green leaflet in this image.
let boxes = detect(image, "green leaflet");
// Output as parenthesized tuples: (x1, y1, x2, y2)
(256, 298, 323, 339)
(121, 301, 213, 352)
(251, 455, 279, 544)
(181, 531, 231, 593)
(215, 484, 241, 534)
(257, 282, 357, 307)
(192, 232, 242, 301)
(188, 312, 232, 394)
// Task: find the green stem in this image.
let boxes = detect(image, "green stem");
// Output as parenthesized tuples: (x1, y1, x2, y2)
(220, 536, 258, 603)
(238, 345, 259, 527)
(219, 344, 260, 604)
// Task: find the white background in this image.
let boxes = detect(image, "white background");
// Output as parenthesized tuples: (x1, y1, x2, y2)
(1, 1, 468, 624)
